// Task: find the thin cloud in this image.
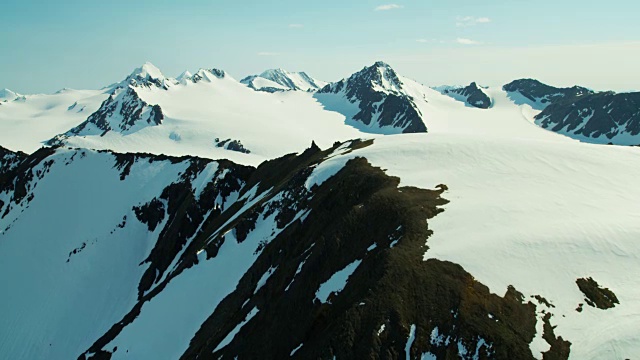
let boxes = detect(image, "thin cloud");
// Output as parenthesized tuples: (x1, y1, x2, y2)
(288, 24, 304, 28)
(375, 4, 403, 11)
(456, 16, 491, 27)
(416, 38, 447, 44)
(257, 52, 279, 56)
(456, 38, 483, 45)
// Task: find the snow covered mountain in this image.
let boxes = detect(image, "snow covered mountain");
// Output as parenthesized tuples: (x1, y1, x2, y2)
(503, 79, 640, 145)
(0, 88, 20, 102)
(2, 131, 640, 359)
(434, 82, 492, 109)
(502, 79, 593, 110)
(534, 90, 640, 145)
(240, 69, 327, 92)
(3, 60, 640, 360)
(42, 62, 364, 165)
(315, 61, 427, 134)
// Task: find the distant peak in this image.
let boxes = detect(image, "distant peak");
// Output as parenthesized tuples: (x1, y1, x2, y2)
(0, 88, 18, 99)
(129, 62, 165, 81)
(198, 68, 226, 78)
(260, 68, 289, 77)
(373, 60, 390, 68)
(176, 70, 193, 81)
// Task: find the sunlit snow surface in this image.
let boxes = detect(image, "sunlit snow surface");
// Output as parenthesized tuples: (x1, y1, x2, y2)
(308, 85, 640, 359)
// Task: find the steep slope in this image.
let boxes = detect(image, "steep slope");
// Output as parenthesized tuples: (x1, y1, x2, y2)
(315, 61, 428, 134)
(1, 141, 577, 360)
(503, 79, 593, 110)
(434, 82, 492, 109)
(0, 145, 253, 360)
(534, 91, 640, 145)
(240, 69, 327, 92)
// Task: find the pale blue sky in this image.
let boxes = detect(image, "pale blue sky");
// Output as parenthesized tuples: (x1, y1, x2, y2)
(1, 0, 639, 93)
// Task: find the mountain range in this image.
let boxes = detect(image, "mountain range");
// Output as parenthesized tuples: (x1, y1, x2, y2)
(1, 61, 639, 360)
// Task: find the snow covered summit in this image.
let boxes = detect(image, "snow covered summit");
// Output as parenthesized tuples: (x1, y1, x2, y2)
(125, 62, 168, 89)
(240, 68, 327, 92)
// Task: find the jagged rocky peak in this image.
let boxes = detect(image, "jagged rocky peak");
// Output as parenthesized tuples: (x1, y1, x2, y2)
(436, 82, 492, 109)
(174, 68, 226, 85)
(191, 68, 226, 83)
(315, 61, 427, 134)
(47, 86, 164, 145)
(241, 68, 327, 92)
(125, 62, 168, 88)
(503, 78, 594, 109)
(320, 61, 404, 95)
(0, 145, 27, 175)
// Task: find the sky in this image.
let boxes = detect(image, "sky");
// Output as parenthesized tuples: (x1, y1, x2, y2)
(1, 0, 639, 93)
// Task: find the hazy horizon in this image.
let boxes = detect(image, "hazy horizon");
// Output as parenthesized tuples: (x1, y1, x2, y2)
(2, 0, 639, 94)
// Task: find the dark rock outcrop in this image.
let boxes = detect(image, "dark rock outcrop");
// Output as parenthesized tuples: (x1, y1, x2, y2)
(438, 82, 492, 109)
(215, 138, 251, 154)
(47, 86, 164, 145)
(41, 140, 565, 360)
(576, 277, 619, 310)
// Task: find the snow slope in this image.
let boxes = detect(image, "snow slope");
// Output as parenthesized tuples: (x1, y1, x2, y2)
(0, 149, 189, 360)
(0, 88, 110, 152)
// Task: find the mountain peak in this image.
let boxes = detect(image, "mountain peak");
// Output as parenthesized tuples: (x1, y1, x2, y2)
(242, 68, 326, 92)
(503, 78, 594, 110)
(350, 61, 403, 94)
(176, 70, 193, 82)
(0, 88, 18, 100)
(130, 62, 164, 81)
(373, 60, 391, 68)
(123, 62, 168, 88)
(259, 68, 288, 77)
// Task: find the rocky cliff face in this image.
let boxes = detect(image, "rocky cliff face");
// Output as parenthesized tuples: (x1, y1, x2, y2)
(316, 62, 427, 134)
(0, 142, 568, 360)
(534, 91, 640, 145)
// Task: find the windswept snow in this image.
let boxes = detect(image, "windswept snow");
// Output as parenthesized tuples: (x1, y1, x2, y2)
(0, 149, 190, 360)
(213, 306, 259, 353)
(315, 259, 362, 303)
(405, 324, 416, 360)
